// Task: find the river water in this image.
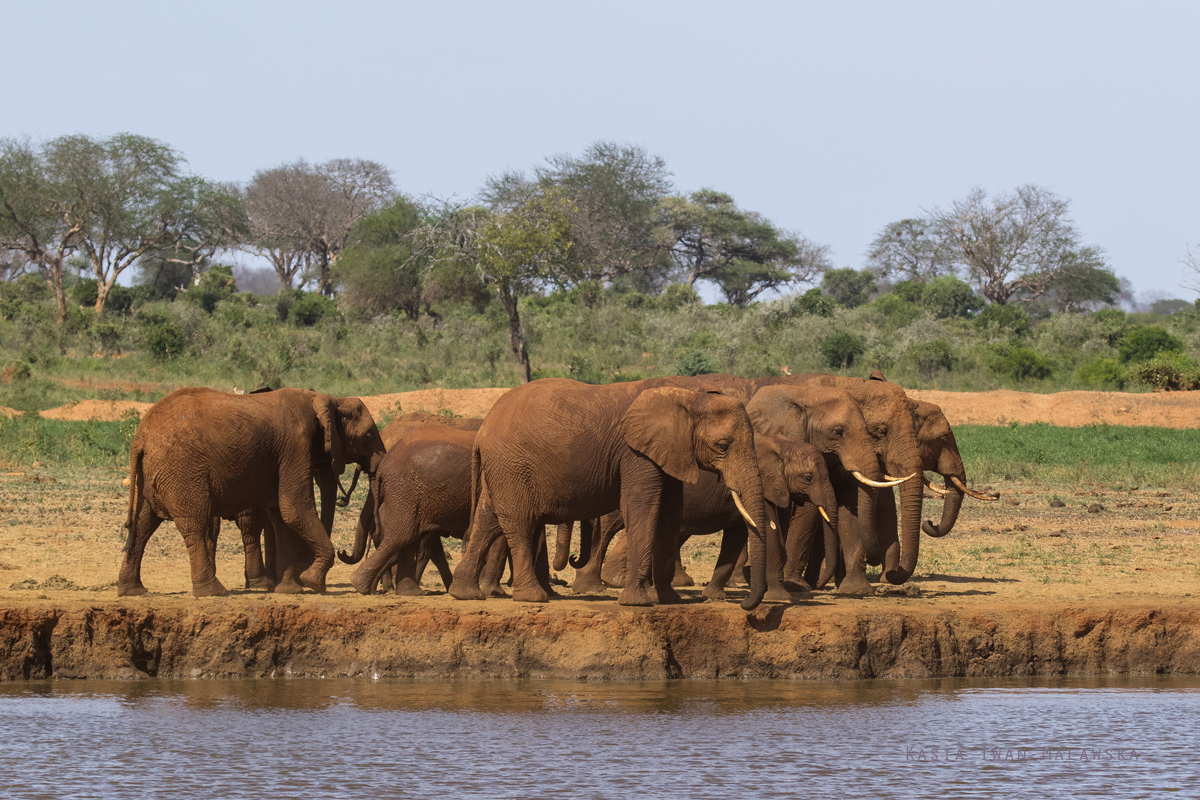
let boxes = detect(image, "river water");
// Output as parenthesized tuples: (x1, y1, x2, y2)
(0, 676, 1195, 799)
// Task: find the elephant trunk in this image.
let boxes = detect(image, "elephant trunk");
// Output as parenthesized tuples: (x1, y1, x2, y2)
(338, 497, 372, 565)
(553, 523, 573, 571)
(884, 461, 924, 585)
(568, 519, 595, 569)
(816, 501, 839, 588)
(923, 476, 965, 538)
(721, 458, 770, 610)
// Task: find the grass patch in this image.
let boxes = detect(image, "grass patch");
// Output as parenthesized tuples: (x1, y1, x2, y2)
(957, 423, 1200, 488)
(0, 413, 139, 469)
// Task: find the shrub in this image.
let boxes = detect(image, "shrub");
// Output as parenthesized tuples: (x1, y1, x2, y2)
(922, 276, 983, 319)
(1117, 326, 1184, 364)
(1, 360, 32, 383)
(1090, 308, 1127, 346)
(870, 293, 920, 329)
(989, 346, 1052, 381)
(1076, 357, 1127, 389)
(975, 303, 1031, 337)
(90, 320, 123, 354)
(891, 280, 926, 304)
(906, 340, 954, 377)
(289, 292, 338, 327)
(821, 332, 867, 369)
(677, 349, 719, 376)
(659, 283, 700, 310)
(143, 321, 187, 361)
(792, 288, 836, 318)
(180, 265, 238, 314)
(820, 268, 876, 309)
(1130, 352, 1200, 391)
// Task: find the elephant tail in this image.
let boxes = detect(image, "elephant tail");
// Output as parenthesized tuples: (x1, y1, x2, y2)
(467, 440, 483, 538)
(123, 443, 145, 553)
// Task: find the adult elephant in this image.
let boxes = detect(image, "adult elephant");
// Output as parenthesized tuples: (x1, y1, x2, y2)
(120, 387, 386, 597)
(449, 379, 772, 609)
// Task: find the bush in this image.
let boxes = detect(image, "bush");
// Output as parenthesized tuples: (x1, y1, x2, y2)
(870, 293, 920, 329)
(975, 303, 1031, 337)
(143, 321, 187, 361)
(820, 268, 876, 309)
(906, 340, 954, 377)
(1076, 357, 1127, 389)
(922, 276, 983, 319)
(677, 349, 719, 376)
(1118, 326, 1184, 364)
(289, 292, 338, 327)
(659, 283, 700, 310)
(891, 280, 926, 304)
(1130, 352, 1200, 391)
(989, 346, 1052, 381)
(180, 265, 238, 314)
(821, 332, 867, 369)
(792, 288, 836, 318)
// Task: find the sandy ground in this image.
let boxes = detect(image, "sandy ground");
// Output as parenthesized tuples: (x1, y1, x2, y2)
(7, 385, 1200, 427)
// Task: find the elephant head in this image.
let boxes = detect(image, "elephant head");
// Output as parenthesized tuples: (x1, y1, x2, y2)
(622, 387, 772, 610)
(755, 434, 841, 586)
(912, 399, 999, 538)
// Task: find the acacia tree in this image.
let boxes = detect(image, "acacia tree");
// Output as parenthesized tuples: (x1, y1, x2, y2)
(658, 189, 829, 306)
(333, 196, 428, 319)
(930, 185, 1110, 306)
(242, 158, 394, 295)
(865, 218, 954, 281)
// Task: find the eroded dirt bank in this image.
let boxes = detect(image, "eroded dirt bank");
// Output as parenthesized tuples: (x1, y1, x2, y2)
(3, 599, 1198, 682)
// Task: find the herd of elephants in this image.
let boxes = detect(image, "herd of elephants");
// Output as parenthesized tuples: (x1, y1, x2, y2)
(117, 371, 998, 611)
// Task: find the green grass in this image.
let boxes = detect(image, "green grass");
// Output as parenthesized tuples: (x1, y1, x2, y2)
(957, 422, 1200, 488)
(0, 413, 140, 469)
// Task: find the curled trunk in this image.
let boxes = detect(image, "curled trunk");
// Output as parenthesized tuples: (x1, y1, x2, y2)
(884, 465, 924, 585)
(923, 477, 965, 538)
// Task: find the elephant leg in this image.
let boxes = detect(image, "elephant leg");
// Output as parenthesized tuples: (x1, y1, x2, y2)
(117, 503, 164, 597)
(450, 484, 505, 601)
(732, 545, 749, 587)
(277, 485, 334, 593)
(836, 507, 873, 595)
(177, 514, 227, 598)
(206, 517, 221, 572)
(267, 509, 307, 594)
(421, 534, 454, 591)
(390, 541, 425, 597)
(479, 537, 510, 598)
(648, 479, 685, 605)
(600, 526, 628, 589)
(786, 504, 820, 590)
(619, 466, 682, 607)
(671, 535, 696, 587)
(703, 525, 748, 599)
(877, 486, 900, 580)
(763, 505, 798, 604)
(351, 492, 423, 596)
(571, 519, 608, 594)
(502, 516, 549, 603)
(237, 509, 274, 591)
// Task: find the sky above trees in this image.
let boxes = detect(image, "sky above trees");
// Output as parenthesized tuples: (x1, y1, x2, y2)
(7, 1, 1198, 305)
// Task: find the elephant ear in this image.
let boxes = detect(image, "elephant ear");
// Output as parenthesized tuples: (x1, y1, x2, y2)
(621, 388, 701, 484)
(312, 394, 347, 475)
(868, 369, 888, 382)
(746, 386, 808, 441)
(753, 436, 792, 508)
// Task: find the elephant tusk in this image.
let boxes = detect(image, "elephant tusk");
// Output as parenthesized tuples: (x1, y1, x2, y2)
(730, 491, 758, 530)
(951, 475, 1000, 501)
(818, 506, 831, 524)
(852, 470, 908, 488)
(885, 472, 921, 484)
(924, 480, 949, 496)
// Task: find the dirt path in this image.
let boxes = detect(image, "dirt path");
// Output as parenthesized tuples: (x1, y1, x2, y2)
(7, 386, 1200, 427)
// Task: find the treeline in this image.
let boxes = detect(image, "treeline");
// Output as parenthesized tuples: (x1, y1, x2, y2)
(2, 133, 1199, 407)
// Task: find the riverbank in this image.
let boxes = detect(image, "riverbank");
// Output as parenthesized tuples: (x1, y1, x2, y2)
(3, 593, 1198, 681)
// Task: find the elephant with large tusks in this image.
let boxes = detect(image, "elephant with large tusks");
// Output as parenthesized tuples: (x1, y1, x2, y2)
(120, 387, 386, 597)
(450, 379, 774, 609)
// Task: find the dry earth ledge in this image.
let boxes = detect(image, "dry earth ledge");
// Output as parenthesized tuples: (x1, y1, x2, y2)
(2, 601, 1198, 681)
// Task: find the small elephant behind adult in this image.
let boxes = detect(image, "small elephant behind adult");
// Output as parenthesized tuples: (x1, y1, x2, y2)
(120, 387, 386, 597)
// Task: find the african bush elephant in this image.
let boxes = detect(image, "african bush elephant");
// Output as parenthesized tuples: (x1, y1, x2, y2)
(753, 374, 924, 590)
(120, 387, 386, 597)
(581, 434, 838, 603)
(450, 379, 773, 609)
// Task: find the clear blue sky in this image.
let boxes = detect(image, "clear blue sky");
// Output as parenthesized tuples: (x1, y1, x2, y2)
(9, 1, 1199, 303)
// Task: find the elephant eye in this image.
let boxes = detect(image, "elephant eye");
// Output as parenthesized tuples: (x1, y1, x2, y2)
(714, 440, 730, 453)
(803, 473, 813, 483)
(832, 427, 844, 437)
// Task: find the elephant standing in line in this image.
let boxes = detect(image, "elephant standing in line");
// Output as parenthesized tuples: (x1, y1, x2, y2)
(120, 387, 386, 597)
(579, 434, 839, 603)
(450, 379, 773, 609)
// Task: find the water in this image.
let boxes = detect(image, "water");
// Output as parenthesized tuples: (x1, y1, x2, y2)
(0, 676, 1196, 799)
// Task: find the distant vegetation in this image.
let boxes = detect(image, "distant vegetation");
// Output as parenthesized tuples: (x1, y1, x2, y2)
(3, 133, 1199, 410)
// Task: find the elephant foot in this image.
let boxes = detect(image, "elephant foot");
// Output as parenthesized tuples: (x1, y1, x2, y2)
(192, 579, 228, 598)
(783, 577, 812, 593)
(393, 578, 425, 597)
(651, 586, 684, 605)
(671, 572, 696, 588)
(245, 576, 275, 592)
(764, 586, 798, 604)
(274, 578, 305, 594)
(618, 585, 654, 607)
(571, 575, 608, 594)
(117, 581, 149, 597)
(449, 582, 488, 601)
(702, 583, 726, 600)
(511, 584, 550, 603)
(298, 568, 327, 595)
(600, 568, 626, 589)
(349, 570, 376, 596)
(837, 574, 874, 595)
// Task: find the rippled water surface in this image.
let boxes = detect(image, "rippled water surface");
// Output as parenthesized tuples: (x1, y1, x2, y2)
(1, 676, 1197, 799)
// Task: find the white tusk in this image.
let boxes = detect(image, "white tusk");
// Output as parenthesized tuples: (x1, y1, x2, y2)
(853, 470, 907, 488)
(818, 506, 831, 524)
(730, 491, 757, 530)
(924, 481, 949, 496)
(769, 521, 776, 530)
(951, 475, 1000, 501)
